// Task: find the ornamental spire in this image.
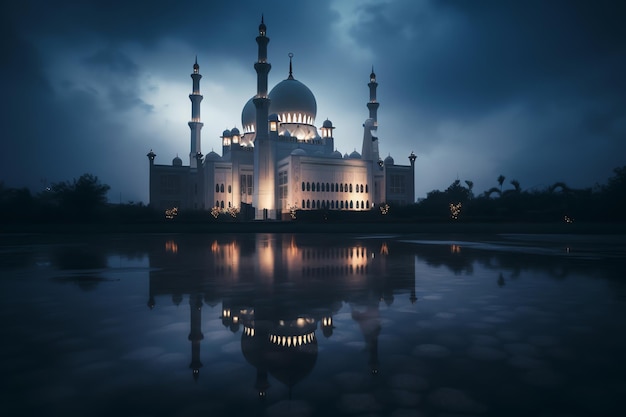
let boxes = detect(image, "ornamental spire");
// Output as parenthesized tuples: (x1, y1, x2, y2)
(288, 52, 294, 80)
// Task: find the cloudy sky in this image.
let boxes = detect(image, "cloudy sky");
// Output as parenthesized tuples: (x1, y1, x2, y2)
(2, 0, 625, 203)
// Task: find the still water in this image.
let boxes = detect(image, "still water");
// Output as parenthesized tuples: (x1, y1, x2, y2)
(1, 233, 625, 417)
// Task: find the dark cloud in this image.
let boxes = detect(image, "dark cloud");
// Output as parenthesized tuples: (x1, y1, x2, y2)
(1, 0, 625, 202)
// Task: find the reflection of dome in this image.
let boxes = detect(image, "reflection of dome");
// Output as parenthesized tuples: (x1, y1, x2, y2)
(384, 154, 394, 165)
(269, 78, 317, 125)
(349, 150, 361, 159)
(172, 155, 182, 166)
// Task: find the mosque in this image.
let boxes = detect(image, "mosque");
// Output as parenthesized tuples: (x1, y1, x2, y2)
(147, 17, 416, 220)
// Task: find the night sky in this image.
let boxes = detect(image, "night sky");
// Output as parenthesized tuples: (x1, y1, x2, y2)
(2, 0, 625, 203)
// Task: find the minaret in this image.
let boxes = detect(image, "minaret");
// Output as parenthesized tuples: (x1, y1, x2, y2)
(252, 15, 275, 220)
(367, 66, 379, 122)
(409, 151, 417, 204)
(361, 68, 381, 163)
(188, 57, 204, 169)
(147, 150, 156, 207)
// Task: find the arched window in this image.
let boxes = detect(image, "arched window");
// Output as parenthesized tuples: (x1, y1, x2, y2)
(215, 184, 219, 193)
(340, 201, 344, 209)
(228, 185, 232, 193)
(321, 183, 325, 192)
(220, 201, 224, 209)
(350, 200, 354, 209)
(326, 182, 330, 192)
(365, 184, 369, 193)
(317, 200, 321, 208)
(360, 184, 364, 193)
(331, 200, 335, 209)
(220, 184, 224, 193)
(356, 201, 360, 209)
(345, 183, 348, 192)
(302, 199, 305, 208)
(345, 200, 349, 208)
(336, 200, 339, 209)
(311, 200, 316, 209)
(355, 183, 359, 193)
(306, 182, 310, 191)
(228, 201, 231, 207)
(361, 200, 365, 209)
(366, 200, 369, 208)
(349, 184, 353, 193)
(340, 184, 343, 192)
(306, 199, 310, 209)
(336, 183, 339, 192)
(316, 182, 320, 192)
(302, 182, 305, 191)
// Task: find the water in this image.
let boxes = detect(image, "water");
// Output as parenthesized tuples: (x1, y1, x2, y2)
(1, 233, 625, 417)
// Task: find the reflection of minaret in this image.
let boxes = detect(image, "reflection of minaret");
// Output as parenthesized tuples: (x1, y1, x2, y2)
(351, 303, 381, 374)
(188, 294, 204, 381)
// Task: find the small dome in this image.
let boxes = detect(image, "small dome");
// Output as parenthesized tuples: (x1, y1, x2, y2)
(384, 154, 394, 165)
(331, 150, 343, 159)
(205, 151, 221, 161)
(268, 113, 280, 122)
(172, 156, 182, 166)
(291, 148, 307, 156)
(349, 150, 361, 159)
(230, 127, 240, 136)
(222, 129, 232, 138)
(322, 119, 333, 128)
(344, 153, 349, 159)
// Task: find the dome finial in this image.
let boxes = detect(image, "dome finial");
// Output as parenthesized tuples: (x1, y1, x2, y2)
(288, 52, 294, 80)
(370, 65, 376, 81)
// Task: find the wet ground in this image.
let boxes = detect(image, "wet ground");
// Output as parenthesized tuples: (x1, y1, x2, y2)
(1, 233, 625, 417)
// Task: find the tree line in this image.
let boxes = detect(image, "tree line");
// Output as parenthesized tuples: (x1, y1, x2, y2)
(1, 167, 625, 224)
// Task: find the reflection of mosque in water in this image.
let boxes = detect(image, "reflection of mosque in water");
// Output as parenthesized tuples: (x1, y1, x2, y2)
(146, 235, 417, 397)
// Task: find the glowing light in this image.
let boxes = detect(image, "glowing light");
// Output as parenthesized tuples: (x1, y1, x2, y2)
(165, 240, 178, 254)
(165, 207, 178, 219)
(564, 215, 574, 223)
(379, 203, 390, 215)
(450, 244, 461, 254)
(449, 202, 462, 220)
(380, 242, 389, 255)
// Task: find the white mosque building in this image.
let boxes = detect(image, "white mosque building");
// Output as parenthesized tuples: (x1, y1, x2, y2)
(147, 17, 416, 220)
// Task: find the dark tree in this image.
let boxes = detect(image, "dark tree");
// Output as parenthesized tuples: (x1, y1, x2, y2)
(50, 174, 110, 221)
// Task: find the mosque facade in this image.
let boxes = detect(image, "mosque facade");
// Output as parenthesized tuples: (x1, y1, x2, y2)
(147, 18, 416, 220)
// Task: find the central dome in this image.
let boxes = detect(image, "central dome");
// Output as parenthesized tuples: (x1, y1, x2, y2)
(269, 78, 317, 125)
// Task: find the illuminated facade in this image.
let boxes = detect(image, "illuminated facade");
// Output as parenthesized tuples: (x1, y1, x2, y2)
(147, 18, 416, 219)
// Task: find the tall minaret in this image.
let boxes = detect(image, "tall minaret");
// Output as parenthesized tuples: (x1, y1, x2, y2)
(367, 66, 379, 122)
(361, 67, 381, 163)
(188, 57, 204, 169)
(252, 15, 275, 220)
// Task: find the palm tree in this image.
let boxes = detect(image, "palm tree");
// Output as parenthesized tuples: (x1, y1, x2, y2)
(497, 175, 506, 193)
(465, 180, 474, 199)
(510, 179, 521, 193)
